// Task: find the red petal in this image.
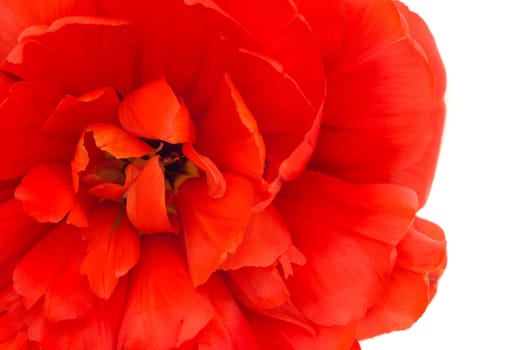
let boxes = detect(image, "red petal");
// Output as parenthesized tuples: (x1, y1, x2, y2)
(42, 87, 120, 141)
(183, 143, 226, 198)
(276, 172, 398, 326)
(71, 124, 153, 190)
(176, 174, 253, 286)
(0, 72, 14, 101)
(221, 205, 292, 270)
(395, 1, 447, 100)
(197, 276, 259, 349)
(227, 266, 290, 310)
(125, 156, 178, 234)
(118, 79, 194, 144)
(0, 81, 72, 180)
(249, 313, 357, 350)
(39, 277, 127, 350)
(1, 16, 141, 95)
(397, 217, 447, 273)
(0, 285, 27, 342)
(0, 0, 98, 60)
(279, 170, 417, 245)
(310, 0, 436, 184)
(230, 49, 322, 188)
(0, 200, 50, 264)
(117, 235, 214, 349)
(14, 163, 76, 223)
(194, 74, 265, 179)
(13, 223, 95, 321)
(185, 0, 325, 108)
(356, 267, 430, 339)
(80, 202, 140, 299)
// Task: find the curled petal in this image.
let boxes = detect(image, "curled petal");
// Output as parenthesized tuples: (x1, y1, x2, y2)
(71, 123, 153, 190)
(126, 156, 179, 234)
(397, 217, 447, 273)
(183, 144, 226, 199)
(118, 78, 194, 144)
(176, 174, 253, 286)
(15, 163, 76, 223)
(194, 74, 265, 180)
(117, 235, 214, 349)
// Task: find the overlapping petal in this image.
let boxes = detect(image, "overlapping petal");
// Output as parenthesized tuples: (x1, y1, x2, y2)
(117, 235, 214, 349)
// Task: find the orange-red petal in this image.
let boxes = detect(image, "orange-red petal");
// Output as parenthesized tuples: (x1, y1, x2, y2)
(117, 235, 214, 349)
(0, 81, 72, 180)
(80, 202, 140, 299)
(221, 205, 292, 270)
(42, 87, 120, 141)
(1, 16, 141, 95)
(176, 174, 253, 286)
(356, 267, 430, 339)
(14, 163, 76, 223)
(194, 74, 265, 179)
(13, 223, 95, 321)
(125, 156, 179, 234)
(118, 78, 194, 144)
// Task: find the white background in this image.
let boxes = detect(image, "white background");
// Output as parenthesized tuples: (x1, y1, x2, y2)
(364, 1, 525, 349)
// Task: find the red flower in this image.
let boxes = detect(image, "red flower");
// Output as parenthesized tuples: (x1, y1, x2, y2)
(0, 0, 446, 349)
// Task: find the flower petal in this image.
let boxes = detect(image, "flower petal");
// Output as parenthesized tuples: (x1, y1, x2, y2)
(71, 123, 153, 190)
(0, 200, 51, 265)
(276, 172, 399, 326)
(14, 163, 76, 223)
(356, 267, 430, 339)
(221, 205, 292, 270)
(397, 217, 447, 273)
(0, 81, 72, 180)
(42, 87, 120, 141)
(182, 143, 226, 198)
(0, 0, 98, 60)
(310, 0, 435, 184)
(176, 174, 253, 286)
(80, 203, 140, 299)
(118, 79, 194, 144)
(1, 16, 141, 95)
(227, 266, 290, 311)
(38, 277, 127, 350)
(230, 49, 322, 187)
(13, 223, 95, 321)
(197, 276, 259, 349)
(117, 235, 214, 349)
(249, 313, 357, 350)
(194, 74, 265, 179)
(126, 156, 179, 234)
(278, 170, 417, 245)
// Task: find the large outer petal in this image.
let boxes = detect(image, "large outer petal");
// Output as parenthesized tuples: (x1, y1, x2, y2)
(275, 171, 416, 326)
(1, 16, 141, 95)
(0, 0, 98, 60)
(308, 0, 441, 202)
(117, 235, 214, 350)
(0, 81, 72, 180)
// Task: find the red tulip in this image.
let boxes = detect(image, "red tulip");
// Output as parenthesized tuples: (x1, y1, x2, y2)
(0, 0, 446, 348)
